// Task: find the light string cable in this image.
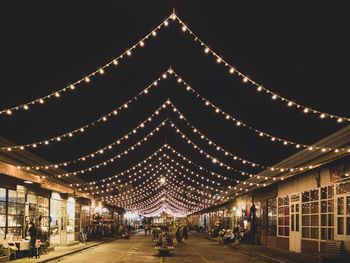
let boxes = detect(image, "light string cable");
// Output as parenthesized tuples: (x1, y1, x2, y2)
(173, 12, 350, 124)
(168, 68, 350, 153)
(2, 69, 172, 151)
(17, 102, 169, 170)
(0, 14, 174, 116)
(84, 156, 229, 195)
(113, 173, 218, 211)
(168, 106, 321, 171)
(105, 171, 214, 211)
(74, 144, 234, 188)
(54, 120, 170, 177)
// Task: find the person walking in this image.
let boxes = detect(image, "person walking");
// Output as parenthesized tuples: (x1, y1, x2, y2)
(183, 225, 189, 242)
(27, 221, 38, 258)
(144, 226, 148, 235)
(147, 224, 152, 236)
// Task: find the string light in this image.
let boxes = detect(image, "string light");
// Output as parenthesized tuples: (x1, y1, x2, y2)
(173, 14, 350, 123)
(1, 70, 171, 151)
(168, 69, 349, 153)
(0, 14, 175, 116)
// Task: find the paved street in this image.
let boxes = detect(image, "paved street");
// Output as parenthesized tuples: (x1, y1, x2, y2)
(47, 232, 268, 263)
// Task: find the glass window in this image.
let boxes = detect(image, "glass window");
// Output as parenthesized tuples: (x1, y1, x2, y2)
(0, 201, 6, 215)
(338, 197, 344, 215)
(338, 217, 344, 235)
(302, 189, 320, 240)
(0, 188, 6, 201)
(277, 196, 289, 236)
(267, 198, 277, 236)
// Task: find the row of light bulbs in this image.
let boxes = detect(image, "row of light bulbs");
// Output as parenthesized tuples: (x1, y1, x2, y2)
(113, 176, 216, 211)
(0, 14, 174, 116)
(99, 162, 226, 202)
(169, 69, 350, 153)
(86, 160, 226, 196)
(2, 70, 171, 151)
(54, 121, 170, 177)
(15, 99, 330, 174)
(174, 14, 350, 124)
(109, 175, 211, 212)
(15, 103, 168, 170)
(3, 11, 348, 126)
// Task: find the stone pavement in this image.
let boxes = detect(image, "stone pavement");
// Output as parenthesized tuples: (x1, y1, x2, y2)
(190, 231, 350, 263)
(23, 231, 270, 263)
(12, 237, 115, 263)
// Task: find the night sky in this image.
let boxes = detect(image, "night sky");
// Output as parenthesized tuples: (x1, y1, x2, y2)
(0, 1, 349, 186)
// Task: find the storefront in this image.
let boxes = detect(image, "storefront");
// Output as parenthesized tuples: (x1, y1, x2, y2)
(0, 184, 51, 243)
(49, 193, 82, 246)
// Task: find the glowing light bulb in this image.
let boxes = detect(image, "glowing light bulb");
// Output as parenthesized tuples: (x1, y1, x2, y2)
(99, 68, 104, 74)
(243, 77, 248, 83)
(85, 77, 90, 83)
(257, 86, 263, 92)
(337, 118, 343, 123)
(113, 59, 118, 65)
(23, 105, 29, 110)
(320, 113, 326, 119)
(164, 20, 169, 26)
(55, 92, 60, 98)
(6, 109, 12, 115)
(182, 25, 187, 32)
(70, 84, 75, 90)
(140, 41, 144, 47)
(287, 101, 293, 107)
(126, 50, 132, 56)
(229, 68, 234, 74)
(216, 58, 222, 63)
(303, 108, 309, 113)
(272, 94, 277, 100)
(152, 31, 157, 37)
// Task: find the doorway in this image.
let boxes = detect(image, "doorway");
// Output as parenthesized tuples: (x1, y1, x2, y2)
(289, 194, 301, 252)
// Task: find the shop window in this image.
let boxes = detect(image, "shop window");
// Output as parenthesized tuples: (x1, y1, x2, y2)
(302, 189, 319, 239)
(336, 183, 350, 236)
(38, 196, 50, 240)
(267, 198, 277, 236)
(320, 186, 334, 240)
(277, 196, 289, 237)
(0, 188, 6, 238)
(7, 190, 25, 239)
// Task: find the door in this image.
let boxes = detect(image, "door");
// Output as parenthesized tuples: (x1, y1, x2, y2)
(60, 201, 67, 245)
(290, 194, 301, 252)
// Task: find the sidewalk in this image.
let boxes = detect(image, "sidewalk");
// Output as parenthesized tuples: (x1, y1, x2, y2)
(191, 231, 321, 263)
(13, 237, 115, 263)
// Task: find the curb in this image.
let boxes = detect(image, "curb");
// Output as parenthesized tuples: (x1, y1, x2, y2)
(230, 244, 286, 263)
(35, 239, 115, 263)
(191, 232, 285, 263)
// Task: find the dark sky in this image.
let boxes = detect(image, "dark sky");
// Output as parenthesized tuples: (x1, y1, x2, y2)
(0, 1, 349, 185)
